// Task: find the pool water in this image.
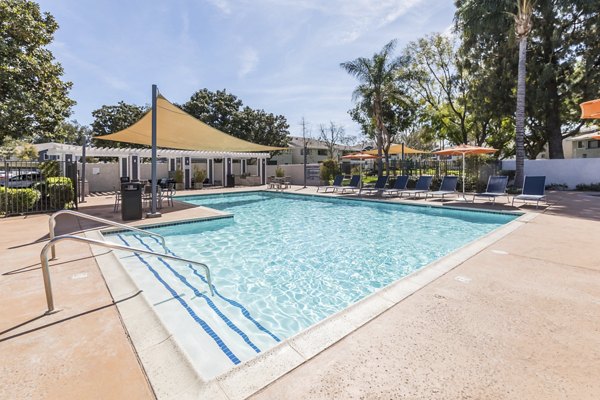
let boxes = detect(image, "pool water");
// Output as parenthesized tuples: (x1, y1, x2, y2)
(107, 192, 515, 378)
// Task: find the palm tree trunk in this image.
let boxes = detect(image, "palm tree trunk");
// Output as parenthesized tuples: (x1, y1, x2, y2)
(514, 36, 527, 189)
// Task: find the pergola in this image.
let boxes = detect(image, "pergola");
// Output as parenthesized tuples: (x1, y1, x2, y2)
(35, 142, 271, 188)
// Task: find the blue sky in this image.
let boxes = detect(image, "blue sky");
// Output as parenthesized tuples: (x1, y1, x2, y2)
(38, 0, 455, 138)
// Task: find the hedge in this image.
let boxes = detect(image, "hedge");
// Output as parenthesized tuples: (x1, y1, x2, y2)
(0, 187, 41, 215)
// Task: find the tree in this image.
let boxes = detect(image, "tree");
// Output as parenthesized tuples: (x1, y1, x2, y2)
(91, 102, 147, 147)
(341, 40, 402, 177)
(318, 122, 346, 160)
(0, 0, 75, 143)
(55, 120, 92, 145)
(455, 0, 600, 162)
(181, 88, 290, 148)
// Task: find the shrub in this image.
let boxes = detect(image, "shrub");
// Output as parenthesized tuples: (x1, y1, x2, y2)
(45, 177, 74, 209)
(275, 166, 285, 178)
(193, 166, 207, 183)
(546, 183, 568, 191)
(39, 160, 60, 178)
(0, 187, 41, 215)
(320, 159, 340, 183)
(575, 182, 600, 191)
(174, 168, 184, 183)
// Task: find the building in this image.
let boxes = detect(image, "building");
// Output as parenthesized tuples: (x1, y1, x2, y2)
(536, 126, 599, 159)
(270, 136, 363, 165)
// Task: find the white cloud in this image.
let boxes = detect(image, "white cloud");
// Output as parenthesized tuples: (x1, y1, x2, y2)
(238, 47, 259, 78)
(207, 0, 232, 14)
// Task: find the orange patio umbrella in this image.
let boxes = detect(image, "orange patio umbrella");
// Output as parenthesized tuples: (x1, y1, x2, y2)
(433, 144, 497, 197)
(364, 143, 428, 156)
(580, 99, 600, 140)
(341, 152, 379, 189)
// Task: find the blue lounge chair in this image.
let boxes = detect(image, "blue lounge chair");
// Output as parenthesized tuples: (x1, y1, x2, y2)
(472, 176, 509, 204)
(317, 175, 343, 193)
(398, 175, 433, 198)
(340, 175, 361, 193)
(512, 176, 546, 208)
(359, 175, 388, 196)
(426, 176, 458, 201)
(381, 175, 409, 197)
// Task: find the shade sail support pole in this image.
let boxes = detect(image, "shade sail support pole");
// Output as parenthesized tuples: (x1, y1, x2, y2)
(148, 84, 161, 218)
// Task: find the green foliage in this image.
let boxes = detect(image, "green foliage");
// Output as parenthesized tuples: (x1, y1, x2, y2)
(91, 102, 147, 148)
(174, 168, 184, 183)
(192, 166, 207, 183)
(275, 166, 285, 178)
(39, 177, 74, 209)
(16, 143, 38, 160)
(181, 89, 290, 148)
(545, 183, 568, 191)
(0, 187, 41, 214)
(39, 160, 60, 177)
(575, 183, 600, 192)
(319, 159, 340, 183)
(0, 0, 75, 143)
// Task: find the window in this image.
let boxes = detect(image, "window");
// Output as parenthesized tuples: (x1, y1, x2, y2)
(587, 140, 599, 149)
(317, 149, 328, 156)
(577, 141, 584, 148)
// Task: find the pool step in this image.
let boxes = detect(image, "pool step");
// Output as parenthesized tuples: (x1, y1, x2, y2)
(107, 233, 280, 378)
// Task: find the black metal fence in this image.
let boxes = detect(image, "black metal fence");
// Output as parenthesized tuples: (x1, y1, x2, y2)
(1, 160, 78, 217)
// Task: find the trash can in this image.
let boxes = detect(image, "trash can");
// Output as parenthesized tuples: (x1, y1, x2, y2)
(226, 174, 235, 188)
(121, 182, 142, 220)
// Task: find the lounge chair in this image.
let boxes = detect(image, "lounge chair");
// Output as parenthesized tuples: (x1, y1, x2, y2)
(398, 175, 433, 198)
(317, 175, 343, 193)
(426, 176, 458, 201)
(472, 176, 509, 204)
(359, 175, 389, 196)
(511, 176, 546, 208)
(339, 175, 361, 193)
(381, 175, 409, 197)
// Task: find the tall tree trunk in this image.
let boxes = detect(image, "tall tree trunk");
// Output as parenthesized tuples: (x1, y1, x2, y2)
(514, 36, 527, 189)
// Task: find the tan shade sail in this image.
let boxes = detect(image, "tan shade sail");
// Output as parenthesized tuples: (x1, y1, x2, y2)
(580, 99, 600, 119)
(364, 144, 428, 155)
(341, 152, 379, 160)
(433, 144, 497, 156)
(95, 95, 287, 152)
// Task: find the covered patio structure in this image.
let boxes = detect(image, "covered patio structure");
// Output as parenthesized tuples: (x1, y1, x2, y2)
(35, 142, 270, 189)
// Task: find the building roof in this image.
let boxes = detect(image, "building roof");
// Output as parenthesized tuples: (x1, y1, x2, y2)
(34, 143, 270, 159)
(287, 136, 362, 151)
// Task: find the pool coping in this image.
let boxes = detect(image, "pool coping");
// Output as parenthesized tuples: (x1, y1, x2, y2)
(90, 190, 537, 400)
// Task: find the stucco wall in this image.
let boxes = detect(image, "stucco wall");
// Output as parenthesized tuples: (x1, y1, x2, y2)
(501, 158, 600, 189)
(80, 162, 168, 192)
(266, 164, 322, 185)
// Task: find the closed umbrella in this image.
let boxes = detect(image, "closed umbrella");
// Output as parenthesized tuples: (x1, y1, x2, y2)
(341, 152, 379, 189)
(433, 144, 497, 199)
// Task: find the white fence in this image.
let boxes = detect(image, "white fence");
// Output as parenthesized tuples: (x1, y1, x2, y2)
(501, 158, 600, 189)
(266, 164, 322, 186)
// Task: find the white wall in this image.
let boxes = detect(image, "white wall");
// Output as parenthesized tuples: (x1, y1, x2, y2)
(79, 162, 168, 192)
(266, 164, 322, 185)
(502, 158, 600, 189)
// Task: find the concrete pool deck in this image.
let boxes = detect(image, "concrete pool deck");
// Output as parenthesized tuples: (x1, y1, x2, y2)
(1, 186, 599, 399)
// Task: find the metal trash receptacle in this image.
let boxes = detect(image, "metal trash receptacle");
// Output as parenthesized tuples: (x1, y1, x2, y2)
(226, 174, 235, 188)
(121, 182, 142, 220)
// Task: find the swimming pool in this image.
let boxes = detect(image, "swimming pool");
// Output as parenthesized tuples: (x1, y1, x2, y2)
(106, 192, 516, 379)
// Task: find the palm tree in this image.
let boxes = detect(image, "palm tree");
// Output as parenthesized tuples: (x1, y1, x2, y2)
(513, 0, 534, 189)
(341, 41, 401, 177)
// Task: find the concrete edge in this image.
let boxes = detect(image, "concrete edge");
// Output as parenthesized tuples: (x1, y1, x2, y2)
(84, 229, 224, 400)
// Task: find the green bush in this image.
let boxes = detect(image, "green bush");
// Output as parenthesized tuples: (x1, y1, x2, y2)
(275, 166, 285, 178)
(0, 187, 41, 215)
(575, 182, 600, 191)
(320, 159, 340, 183)
(39, 160, 60, 178)
(46, 177, 74, 209)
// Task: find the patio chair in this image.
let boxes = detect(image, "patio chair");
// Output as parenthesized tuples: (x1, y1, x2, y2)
(511, 176, 546, 208)
(381, 175, 409, 197)
(317, 175, 343, 193)
(472, 176, 509, 204)
(425, 176, 458, 201)
(398, 175, 433, 198)
(359, 175, 389, 196)
(339, 175, 361, 193)
(113, 186, 121, 212)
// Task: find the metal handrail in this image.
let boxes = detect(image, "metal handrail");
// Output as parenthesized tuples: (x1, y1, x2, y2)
(49, 209, 167, 259)
(41, 234, 214, 313)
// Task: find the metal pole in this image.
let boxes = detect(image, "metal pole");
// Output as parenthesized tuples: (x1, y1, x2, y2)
(148, 84, 161, 218)
(401, 143, 405, 176)
(80, 136, 87, 203)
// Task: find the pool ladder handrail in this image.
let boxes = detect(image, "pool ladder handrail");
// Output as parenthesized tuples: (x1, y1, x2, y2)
(49, 209, 168, 259)
(41, 234, 214, 313)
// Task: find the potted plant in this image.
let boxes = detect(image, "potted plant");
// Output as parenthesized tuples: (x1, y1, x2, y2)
(174, 168, 184, 190)
(275, 166, 285, 178)
(193, 166, 207, 189)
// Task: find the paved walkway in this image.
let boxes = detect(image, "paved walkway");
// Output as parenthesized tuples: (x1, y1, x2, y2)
(1, 187, 599, 399)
